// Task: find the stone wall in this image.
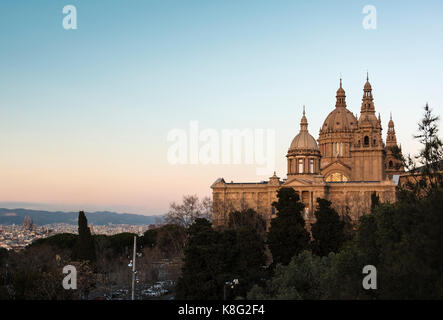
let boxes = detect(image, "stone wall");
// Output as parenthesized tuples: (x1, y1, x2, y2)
(212, 180, 397, 227)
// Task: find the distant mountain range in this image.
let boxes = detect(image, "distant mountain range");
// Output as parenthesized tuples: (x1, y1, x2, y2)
(0, 208, 163, 226)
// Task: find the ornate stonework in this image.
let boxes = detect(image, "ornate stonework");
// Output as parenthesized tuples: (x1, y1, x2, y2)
(211, 76, 404, 227)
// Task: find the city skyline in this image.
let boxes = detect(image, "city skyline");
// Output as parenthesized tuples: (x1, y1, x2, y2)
(1, 0, 442, 215)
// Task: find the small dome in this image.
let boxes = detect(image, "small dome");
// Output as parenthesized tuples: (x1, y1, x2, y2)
(290, 131, 319, 151)
(289, 107, 319, 151)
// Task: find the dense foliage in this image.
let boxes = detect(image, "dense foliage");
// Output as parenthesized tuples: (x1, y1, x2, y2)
(267, 188, 310, 266)
(248, 188, 443, 299)
(310, 198, 346, 257)
(175, 211, 267, 300)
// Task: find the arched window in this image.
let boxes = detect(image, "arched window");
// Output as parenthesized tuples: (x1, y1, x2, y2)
(298, 159, 304, 173)
(389, 161, 393, 168)
(364, 136, 369, 146)
(309, 159, 314, 173)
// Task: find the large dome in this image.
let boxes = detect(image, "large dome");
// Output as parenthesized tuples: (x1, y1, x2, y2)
(289, 107, 319, 151)
(321, 79, 357, 133)
(322, 107, 357, 133)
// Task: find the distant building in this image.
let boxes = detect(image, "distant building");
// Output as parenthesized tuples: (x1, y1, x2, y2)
(23, 215, 34, 231)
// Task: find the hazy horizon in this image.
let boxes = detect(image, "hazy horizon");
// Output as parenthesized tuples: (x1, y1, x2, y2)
(0, 201, 164, 216)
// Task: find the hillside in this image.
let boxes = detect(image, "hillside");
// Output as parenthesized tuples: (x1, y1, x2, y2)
(0, 208, 163, 226)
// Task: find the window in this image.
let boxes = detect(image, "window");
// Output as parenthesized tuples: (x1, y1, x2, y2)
(309, 159, 314, 173)
(298, 159, 304, 173)
(389, 161, 393, 168)
(325, 172, 349, 182)
(364, 136, 369, 146)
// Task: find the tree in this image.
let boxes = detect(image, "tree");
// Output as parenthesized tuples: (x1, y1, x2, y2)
(414, 103, 443, 174)
(155, 224, 187, 258)
(142, 228, 158, 248)
(247, 251, 331, 300)
(71, 211, 96, 263)
(399, 103, 443, 199)
(267, 188, 310, 266)
(165, 195, 212, 227)
(228, 208, 267, 239)
(370, 192, 380, 211)
(175, 214, 267, 300)
(175, 218, 221, 299)
(227, 209, 267, 298)
(30, 233, 78, 251)
(310, 198, 346, 257)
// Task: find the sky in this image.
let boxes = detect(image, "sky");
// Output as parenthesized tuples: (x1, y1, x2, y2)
(0, 0, 442, 215)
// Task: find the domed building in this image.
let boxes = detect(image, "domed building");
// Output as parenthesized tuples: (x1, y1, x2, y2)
(287, 106, 321, 178)
(211, 75, 405, 228)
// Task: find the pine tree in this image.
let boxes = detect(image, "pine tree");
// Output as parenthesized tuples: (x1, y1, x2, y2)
(399, 103, 443, 199)
(310, 198, 346, 257)
(267, 188, 310, 265)
(72, 211, 96, 263)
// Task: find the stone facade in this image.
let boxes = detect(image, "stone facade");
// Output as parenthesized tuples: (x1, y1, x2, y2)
(211, 76, 404, 227)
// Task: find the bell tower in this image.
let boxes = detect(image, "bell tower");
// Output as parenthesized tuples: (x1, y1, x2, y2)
(351, 74, 386, 181)
(385, 113, 405, 179)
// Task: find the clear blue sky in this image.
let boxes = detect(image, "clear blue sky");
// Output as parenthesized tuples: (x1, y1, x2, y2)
(0, 0, 442, 214)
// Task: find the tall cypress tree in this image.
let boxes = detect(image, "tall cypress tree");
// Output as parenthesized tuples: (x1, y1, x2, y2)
(72, 211, 96, 263)
(310, 198, 346, 257)
(267, 188, 310, 265)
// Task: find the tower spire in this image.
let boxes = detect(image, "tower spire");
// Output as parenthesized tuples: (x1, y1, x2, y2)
(386, 113, 397, 147)
(335, 78, 347, 108)
(300, 106, 308, 132)
(361, 74, 374, 113)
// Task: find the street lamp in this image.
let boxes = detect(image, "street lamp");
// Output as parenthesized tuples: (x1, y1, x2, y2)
(127, 236, 137, 300)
